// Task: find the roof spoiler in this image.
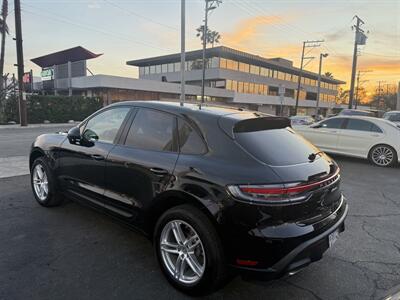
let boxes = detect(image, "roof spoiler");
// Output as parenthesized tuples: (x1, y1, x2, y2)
(233, 117, 291, 133)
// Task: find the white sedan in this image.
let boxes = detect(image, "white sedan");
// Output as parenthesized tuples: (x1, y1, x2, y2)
(294, 116, 400, 167)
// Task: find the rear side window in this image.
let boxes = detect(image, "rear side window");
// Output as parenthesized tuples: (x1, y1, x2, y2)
(345, 119, 382, 133)
(177, 119, 206, 154)
(235, 127, 319, 166)
(125, 108, 176, 152)
(320, 118, 344, 129)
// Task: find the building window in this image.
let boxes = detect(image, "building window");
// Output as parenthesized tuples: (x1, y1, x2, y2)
(243, 82, 249, 93)
(144, 66, 150, 75)
(260, 67, 267, 77)
(284, 89, 295, 98)
(263, 85, 268, 95)
(238, 81, 244, 93)
(161, 64, 167, 73)
(249, 82, 254, 94)
(270, 69, 275, 78)
(306, 92, 317, 100)
(239, 62, 249, 73)
(139, 67, 144, 76)
(232, 80, 237, 92)
(226, 79, 232, 90)
(268, 86, 279, 96)
(226, 59, 237, 70)
(219, 58, 227, 69)
(250, 65, 260, 75)
(167, 63, 174, 72)
(174, 62, 180, 72)
(292, 74, 298, 83)
(155, 65, 161, 73)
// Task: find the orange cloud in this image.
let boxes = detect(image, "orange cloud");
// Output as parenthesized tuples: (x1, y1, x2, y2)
(222, 15, 283, 50)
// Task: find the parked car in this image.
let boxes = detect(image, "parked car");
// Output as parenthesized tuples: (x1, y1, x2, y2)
(290, 115, 315, 126)
(30, 101, 348, 295)
(338, 109, 374, 117)
(294, 116, 400, 167)
(383, 111, 400, 126)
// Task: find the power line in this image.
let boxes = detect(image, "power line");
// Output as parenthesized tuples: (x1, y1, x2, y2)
(101, 0, 180, 31)
(21, 7, 173, 51)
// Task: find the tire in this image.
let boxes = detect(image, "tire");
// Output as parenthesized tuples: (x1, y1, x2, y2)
(31, 157, 63, 207)
(369, 144, 398, 167)
(154, 204, 229, 295)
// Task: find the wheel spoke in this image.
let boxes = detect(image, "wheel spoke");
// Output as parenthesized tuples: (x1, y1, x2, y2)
(160, 242, 179, 254)
(186, 254, 203, 277)
(171, 221, 186, 244)
(186, 235, 201, 250)
(174, 256, 186, 280)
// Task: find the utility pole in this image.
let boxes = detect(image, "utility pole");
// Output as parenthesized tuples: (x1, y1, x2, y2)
(354, 70, 372, 109)
(294, 40, 324, 115)
(348, 15, 366, 109)
(316, 53, 328, 116)
(180, 0, 185, 106)
(200, 0, 221, 104)
(377, 80, 386, 109)
(14, 0, 27, 126)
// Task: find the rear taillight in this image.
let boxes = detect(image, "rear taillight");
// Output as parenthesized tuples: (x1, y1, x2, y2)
(227, 169, 340, 204)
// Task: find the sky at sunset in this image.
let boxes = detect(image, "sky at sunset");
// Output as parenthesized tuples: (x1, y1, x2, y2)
(3, 0, 400, 96)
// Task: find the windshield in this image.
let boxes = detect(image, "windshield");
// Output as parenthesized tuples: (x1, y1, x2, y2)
(235, 127, 320, 166)
(384, 114, 400, 122)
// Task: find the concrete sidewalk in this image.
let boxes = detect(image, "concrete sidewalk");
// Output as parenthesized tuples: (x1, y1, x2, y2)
(0, 156, 29, 179)
(0, 123, 75, 179)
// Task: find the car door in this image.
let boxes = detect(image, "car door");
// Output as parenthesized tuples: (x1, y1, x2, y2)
(300, 118, 345, 152)
(58, 106, 131, 206)
(337, 118, 384, 157)
(103, 108, 179, 221)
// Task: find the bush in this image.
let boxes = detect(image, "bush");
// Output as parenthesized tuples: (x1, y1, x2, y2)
(27, 95, 102, 124)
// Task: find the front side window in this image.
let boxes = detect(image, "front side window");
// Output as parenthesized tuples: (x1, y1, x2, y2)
(125, 109, 176, 152)
(320, 118, 344, 129)
(177, 119, 207, 155)
(83, 107, 130, 143)
(345, 119, 383, 132)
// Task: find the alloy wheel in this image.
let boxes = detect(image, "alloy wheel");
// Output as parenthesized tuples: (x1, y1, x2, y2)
(33, 164, 49, 201)
(159, 220, 206, 285)
(371, 146, 394, 167)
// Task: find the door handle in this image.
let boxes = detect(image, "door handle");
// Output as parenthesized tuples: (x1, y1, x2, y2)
(150, 168, 168, 176)
(91, 154, 105, 161)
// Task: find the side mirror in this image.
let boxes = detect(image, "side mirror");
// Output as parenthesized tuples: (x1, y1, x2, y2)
(67, 126, 81, 144)
(311, 123, 323, 129)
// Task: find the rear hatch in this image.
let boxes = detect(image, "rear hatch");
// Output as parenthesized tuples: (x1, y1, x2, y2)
(221, 114, 342, 224)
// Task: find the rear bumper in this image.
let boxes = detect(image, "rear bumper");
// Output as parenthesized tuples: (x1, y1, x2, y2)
(230, 197, 348, 279)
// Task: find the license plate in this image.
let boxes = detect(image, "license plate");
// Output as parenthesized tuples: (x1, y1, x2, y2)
(328, 229, 339, 248)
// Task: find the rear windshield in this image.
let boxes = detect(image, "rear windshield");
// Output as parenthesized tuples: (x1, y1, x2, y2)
(235, 127, 319, 166)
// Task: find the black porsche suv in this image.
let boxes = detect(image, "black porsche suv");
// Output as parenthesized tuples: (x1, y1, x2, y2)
(30, 101, 348, 295)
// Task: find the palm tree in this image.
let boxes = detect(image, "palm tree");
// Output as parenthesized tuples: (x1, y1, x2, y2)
(209, 30, 221, 48)
(0, 0, 9, 91)
(196, 25, 221, 47)
(324, 72, 334, 79)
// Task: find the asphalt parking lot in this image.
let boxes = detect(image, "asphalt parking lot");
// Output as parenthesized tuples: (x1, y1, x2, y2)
(0, 127, 399, 300)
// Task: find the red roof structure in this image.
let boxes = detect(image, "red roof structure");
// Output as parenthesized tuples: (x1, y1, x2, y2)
(31, 46, 102, 68)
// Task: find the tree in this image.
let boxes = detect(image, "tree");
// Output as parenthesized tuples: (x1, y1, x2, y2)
(0, 0, 8, 91)
(324, 72, 334, 79)
(336, 87, 349, 104)
(196, 25, 221, 47)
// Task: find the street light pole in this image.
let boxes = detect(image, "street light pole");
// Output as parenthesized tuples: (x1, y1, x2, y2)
(200, 0, 221, 104)
(200, 0, 209, 104)
(316, 53, 328, 116)
(180, 0, 185, 106)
